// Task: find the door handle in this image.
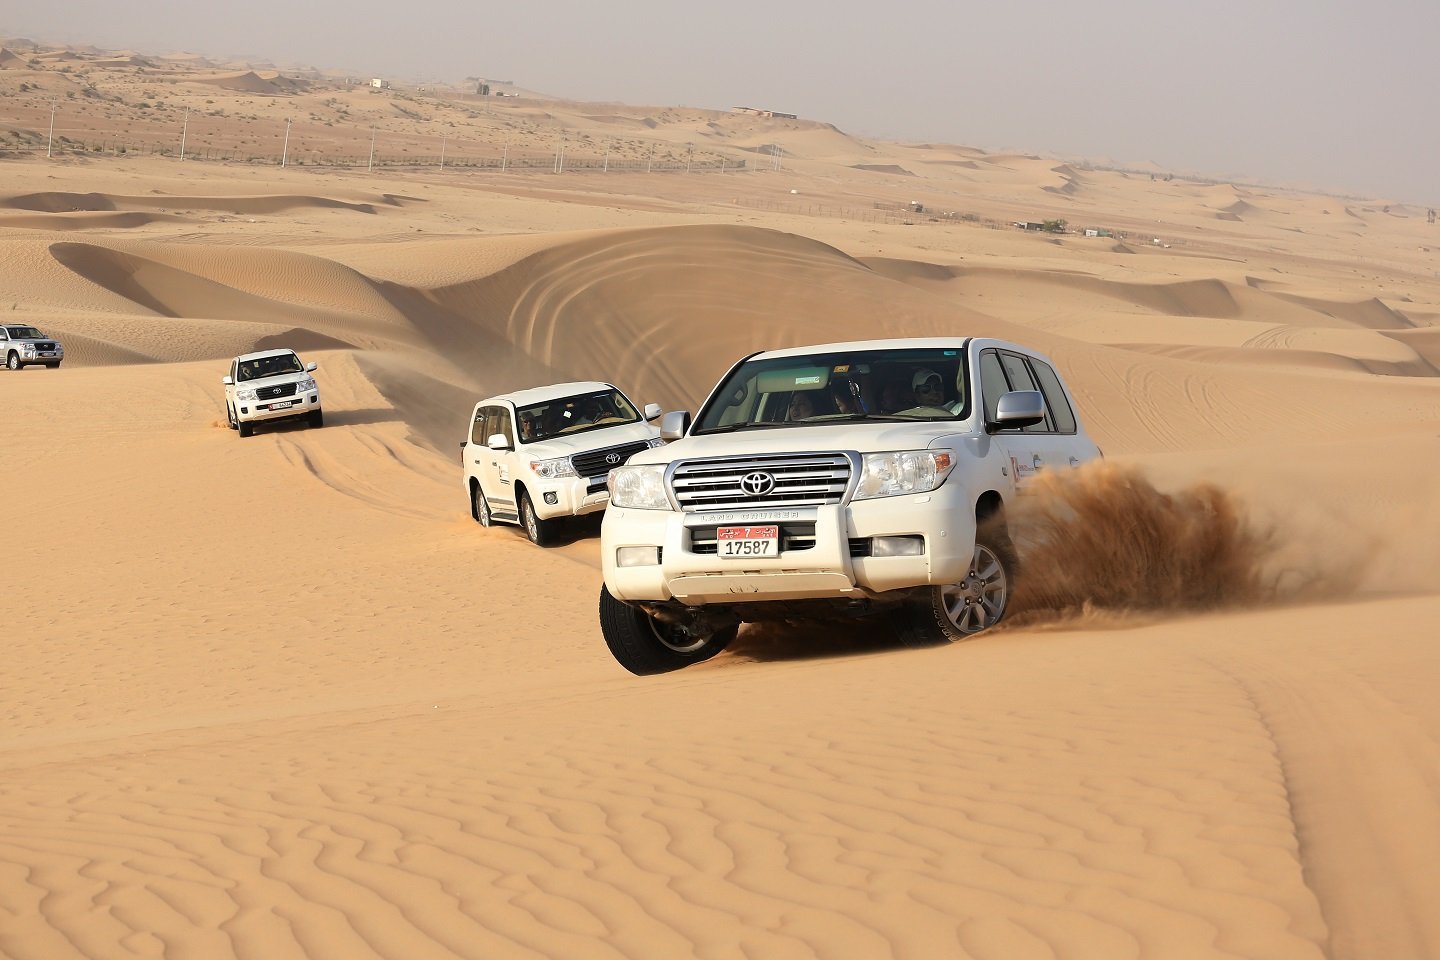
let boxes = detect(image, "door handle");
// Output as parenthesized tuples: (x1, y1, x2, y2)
(473, 459, 483, 465)
(1032, 454, 1043, 467)
(1069, 456, 1080, 466)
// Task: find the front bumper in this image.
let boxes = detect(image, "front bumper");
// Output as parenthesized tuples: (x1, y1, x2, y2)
(529, 473, 612, 520)
(237, 390, 321, 423)
(601, 484, 978, 605)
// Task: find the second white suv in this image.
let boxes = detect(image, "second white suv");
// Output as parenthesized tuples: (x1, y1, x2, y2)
(463, 381, 664, 546)
(222, 349, 323, 437)
(598, 337, 1102, 674)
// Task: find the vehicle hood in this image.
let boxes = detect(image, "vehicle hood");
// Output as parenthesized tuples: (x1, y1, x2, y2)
(627, 420, 981, 465)
(10, 336, 62, 346)
(520, 420, 660, 458)
(240, 371, 310, 387)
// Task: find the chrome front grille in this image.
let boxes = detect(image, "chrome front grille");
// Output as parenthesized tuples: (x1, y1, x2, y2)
(670, 453, 852, 511)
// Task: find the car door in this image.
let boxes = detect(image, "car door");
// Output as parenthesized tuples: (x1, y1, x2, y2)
(225, 359, 238, 413)
(978, 349, 1044, 487)
(1026, 355, 1098, 467)
(477, 405, 519, 515)
(997, 350, 1079, 476)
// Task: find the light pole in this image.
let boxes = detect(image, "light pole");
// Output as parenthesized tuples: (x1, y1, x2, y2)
(367, 127, 376, 172)
(179, 108, 191, 161)
(439, 135, 447, 170)
(502, 142, 508, 172)
(46, 102, 57, 158)
(280, 118, 291, 167)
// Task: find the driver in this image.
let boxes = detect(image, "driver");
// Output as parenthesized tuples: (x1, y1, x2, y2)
(911, 369, 945, 408)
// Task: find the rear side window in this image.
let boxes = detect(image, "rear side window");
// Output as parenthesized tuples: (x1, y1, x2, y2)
(1029, 359, 1077, 434)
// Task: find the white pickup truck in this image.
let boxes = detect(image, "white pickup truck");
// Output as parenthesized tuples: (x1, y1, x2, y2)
(598, 337, 1102, 675)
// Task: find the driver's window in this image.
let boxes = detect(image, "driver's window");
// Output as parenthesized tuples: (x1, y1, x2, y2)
(484, 407, 514, 446)
(471, 406, 492, 444)
(979, 351, 1009, 425)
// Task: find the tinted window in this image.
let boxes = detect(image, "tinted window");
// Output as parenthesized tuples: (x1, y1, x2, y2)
(979, 350, 1009, 424)
(1030, 359, 1077, 434)
(1000, 352, 1052, 433)
(472, 406, 495, 444)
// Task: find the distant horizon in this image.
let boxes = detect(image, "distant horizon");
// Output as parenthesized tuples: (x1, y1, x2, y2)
(4, 0, 1438, 207)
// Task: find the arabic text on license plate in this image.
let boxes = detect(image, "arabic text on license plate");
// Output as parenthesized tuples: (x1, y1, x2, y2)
(717, 525, 778, 558)
(270, 401, 292, 409)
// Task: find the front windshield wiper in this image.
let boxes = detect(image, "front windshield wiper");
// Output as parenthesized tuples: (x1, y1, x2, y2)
(692, 422, 795, 435)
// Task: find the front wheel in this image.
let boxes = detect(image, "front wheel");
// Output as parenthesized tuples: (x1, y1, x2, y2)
(898, 534, 1015, 646)
(308, 409, 324, 429)
(598, 585, 737, 675)
(518, 490, 558, 547)
(44, 362, 60, 370)
(471, 483, 493, 526)
(237, 419, 254, 438)
(6, 353, 20, 371)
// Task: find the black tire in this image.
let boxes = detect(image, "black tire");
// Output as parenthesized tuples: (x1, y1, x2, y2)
(471, 482, 493, 526)
(308, 409, 324, 429)
(6, 353, 21, 371)
(518, 490, 557, 547)
(898, 529, 1017, 647)
(598, 585, 737, 676)
(237, 420, 254, 438)
(44, 362, 60, 369)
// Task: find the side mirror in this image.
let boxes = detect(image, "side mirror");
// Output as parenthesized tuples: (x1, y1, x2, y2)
(486, 433, 512, 451)
(459, 440, 468, 448)
(306, 362, 318, 372)
(660, 410, 691, 441)
(989, 390, 1046, 432)
(221, 375, 233, 386)
(643, 402, 662, 421)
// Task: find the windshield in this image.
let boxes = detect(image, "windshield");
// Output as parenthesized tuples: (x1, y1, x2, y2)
(239, 353, 304, 381)
(5, 327, 46, 340)
(694, 346, 972, 434)
(516, 388, 641, 443)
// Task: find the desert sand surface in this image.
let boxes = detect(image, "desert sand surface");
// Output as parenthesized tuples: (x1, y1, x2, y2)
(3, 42, 1440, 960)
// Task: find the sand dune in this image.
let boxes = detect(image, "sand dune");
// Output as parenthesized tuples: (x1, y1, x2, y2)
(2, 60, 1439, 960)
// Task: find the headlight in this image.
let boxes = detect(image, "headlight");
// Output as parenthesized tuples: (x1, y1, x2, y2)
(853, 450, 954, 500)
(236, 388, 258, 401)
(646, 437, 666, 449)
(529, 457, 577, 480)
(295, 378, 317, 392)
(21, 345, 36, 357)
(608, 464, 670, 509)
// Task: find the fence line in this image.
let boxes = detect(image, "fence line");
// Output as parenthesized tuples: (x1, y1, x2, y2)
(0, 100, 753, 174)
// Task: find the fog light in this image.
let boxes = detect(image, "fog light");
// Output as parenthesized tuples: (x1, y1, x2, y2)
(616, 546, 660, 567)
(543, 491, 558, 505)
(240, 407, 249, 414)
(871, 535, 925, 557)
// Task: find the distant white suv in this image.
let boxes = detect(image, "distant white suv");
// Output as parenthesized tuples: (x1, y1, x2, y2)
(2, 324, 64, 370)
(463, 381, 664, 546)
(598, 337, 1102, 674)
(222, 349, 323, 437)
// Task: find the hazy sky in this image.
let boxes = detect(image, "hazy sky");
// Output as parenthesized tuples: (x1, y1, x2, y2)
(6, 0, 1437, 203)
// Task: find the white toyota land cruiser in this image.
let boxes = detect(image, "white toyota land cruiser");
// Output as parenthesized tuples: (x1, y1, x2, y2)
(463, 381, 664, 546)
(222, 349, 323, 437)
(598, 337, 1102, 675)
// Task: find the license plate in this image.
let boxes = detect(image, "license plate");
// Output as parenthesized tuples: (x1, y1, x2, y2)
(717, 525, 779, 557)
(269, 401, 292, 410)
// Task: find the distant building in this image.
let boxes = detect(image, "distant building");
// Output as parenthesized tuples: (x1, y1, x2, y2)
(732, 106, 798, 120)
(369, 78, 390, 89)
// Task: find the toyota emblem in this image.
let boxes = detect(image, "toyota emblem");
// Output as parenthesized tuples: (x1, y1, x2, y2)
(605, 452, 622, 465)
(740, 471, 776, 496)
